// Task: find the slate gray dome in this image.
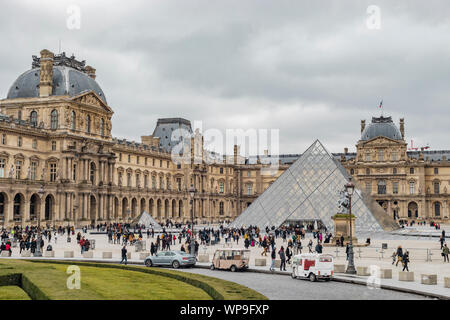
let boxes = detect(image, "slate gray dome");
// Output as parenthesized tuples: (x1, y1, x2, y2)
(6, 66, 107, 104)
(361, 116, 402, 141)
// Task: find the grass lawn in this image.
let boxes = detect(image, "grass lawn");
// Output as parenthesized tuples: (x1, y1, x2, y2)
(0, 260, 267, 300)
(0, 286, 31, 300)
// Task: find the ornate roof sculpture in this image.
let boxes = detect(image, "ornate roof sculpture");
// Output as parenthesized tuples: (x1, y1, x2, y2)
(229, 140, 397, 234)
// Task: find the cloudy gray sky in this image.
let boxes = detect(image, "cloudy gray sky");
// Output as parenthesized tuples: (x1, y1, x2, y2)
(0, 0, 449, 155)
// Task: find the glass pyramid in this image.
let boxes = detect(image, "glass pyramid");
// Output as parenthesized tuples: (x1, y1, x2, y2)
(229, 140, 385, 233)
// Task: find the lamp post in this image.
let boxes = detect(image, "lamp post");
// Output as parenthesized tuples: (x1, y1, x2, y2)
(35, 185, 45, 257)
(189, 184, 196, 256)
(345, 178, 356, 274)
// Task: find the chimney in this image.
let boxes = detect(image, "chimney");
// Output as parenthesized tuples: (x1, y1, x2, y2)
(39, 49, 54, 97)
(361, 120, 366, 134)
(344, 147, 348, 154)
(85, 66, 96, 80)
(234, 145, 240, 165)
(400, 118, 405, 139)
(264, 149, 268, 156)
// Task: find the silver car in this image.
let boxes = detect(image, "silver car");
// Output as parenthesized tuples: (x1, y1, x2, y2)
(144, 250, 196, 269)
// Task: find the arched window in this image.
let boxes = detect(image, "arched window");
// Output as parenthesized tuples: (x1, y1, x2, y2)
(86, 115, 91, 133)
(50, 109, 58, 129)
(377, 180, 386, 194)
(100, 118, 105, 136)
(30, 111, 38, 127)
(435, 202, 441, 217)
(90, 162, 96, 184)
(70, 111, 76, 130)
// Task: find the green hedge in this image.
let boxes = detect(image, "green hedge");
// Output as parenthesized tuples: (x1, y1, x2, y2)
(21, 274, 50, 300)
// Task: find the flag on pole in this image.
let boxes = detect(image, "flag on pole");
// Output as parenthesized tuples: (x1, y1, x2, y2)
(379, 100, 383, 109)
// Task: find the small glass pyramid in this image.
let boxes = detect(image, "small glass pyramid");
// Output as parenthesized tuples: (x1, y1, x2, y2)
(229, 140, 385, 233)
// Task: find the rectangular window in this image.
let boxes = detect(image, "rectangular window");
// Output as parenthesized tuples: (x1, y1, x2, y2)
(119, 153, 122, 161)
(392, 152, 398, 161)
(410, 168, 414, 174)
(144, 175, 148, 188)
(365, 153, 371, 161)
(177, 178, 182, 191)
(0, 159, 5, 178)
(51, 141, 56, 151)
(393, 182, 399, 194)
(30, 161, 37, 181)
(247, 184, 252, 195)
(49, 163, 57, 182)
(145, 158, 148, 165)
(247, 171, 251, 177)
(16, 160, 22, 179)
(128, 155, 131, 163)
(409, 182, 415, 194)
(17, 137, 22, 147)
(136, 174, 140, 188)
(220, 168, 223, 174)
(434, 182, 440, 194)
(160, 160, 162, 167)
(152, 159, 155, 166)
(167, 161, 169, 168)
(32, 139, 37, 149)
(137, 156, 140, 164)
(1, 134, 6, 145)
(73, 163, 77, 181)
(219, 181, 224, 193)
(378, 150, 384, 161)
(365, 182, 371, 194)
(434, 168, 439, 174)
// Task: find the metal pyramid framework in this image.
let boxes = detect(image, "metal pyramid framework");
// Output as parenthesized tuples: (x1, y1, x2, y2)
(229, 140, 395, 234)
(131, 211, 162, 229)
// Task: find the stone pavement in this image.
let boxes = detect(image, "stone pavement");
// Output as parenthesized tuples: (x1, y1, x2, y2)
(3, 226, 449, 299)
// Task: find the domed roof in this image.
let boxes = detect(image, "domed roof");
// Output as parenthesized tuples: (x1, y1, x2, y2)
(6, 66, 107, 104)
(361, 116, 402, 141)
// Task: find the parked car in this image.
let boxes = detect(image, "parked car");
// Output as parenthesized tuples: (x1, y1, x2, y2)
(144, 250, 196, 269)
(291, 253, 334, 282)
(210, 248, 250, 272)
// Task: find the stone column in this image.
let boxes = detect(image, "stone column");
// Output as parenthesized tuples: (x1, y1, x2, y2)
(23, 197, 30, 227)
(99, 194, 103, 221)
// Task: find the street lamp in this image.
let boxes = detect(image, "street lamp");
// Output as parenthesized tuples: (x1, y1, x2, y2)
(189, 184, 196, 256)
(35, 185, 45, 257)
(345, 178, 356, 274)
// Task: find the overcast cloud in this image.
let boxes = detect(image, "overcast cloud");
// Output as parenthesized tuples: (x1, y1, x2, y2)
(0, 0, 449, 155)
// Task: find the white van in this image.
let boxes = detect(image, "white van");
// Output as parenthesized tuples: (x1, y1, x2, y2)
(291, 253, 334, 282)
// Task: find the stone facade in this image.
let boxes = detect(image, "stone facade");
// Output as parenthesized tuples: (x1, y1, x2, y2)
(0, 49, 448, 228)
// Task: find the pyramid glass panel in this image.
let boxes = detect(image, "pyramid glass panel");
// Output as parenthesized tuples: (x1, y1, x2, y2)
(229, 140, 386, 234)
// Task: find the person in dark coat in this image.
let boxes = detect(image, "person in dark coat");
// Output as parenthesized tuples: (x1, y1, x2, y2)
(402, 251, 410, 271)
(395, 246, 403, 266)
(278, 246, 286, 271)
(315, 242, 323, 254)
(120, 245, 128, 265)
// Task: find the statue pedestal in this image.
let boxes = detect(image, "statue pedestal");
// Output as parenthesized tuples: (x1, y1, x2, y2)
(332, 213, 358, 245)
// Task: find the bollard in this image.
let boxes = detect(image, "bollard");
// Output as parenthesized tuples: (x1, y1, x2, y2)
(139, 252, 148, 260)
(0, 251, 11, 257)
(102, 252, 112, 259)
(399, 271, 414, 281)
(21, 251, 31, 257)
(444, 277, 450, 288)
(379, 269, 392, 279)
(273, 259, 281, 268)
(64, 251, 74, 258)
(421, 274, 437, 285)
(82, 251, 93, 258)
(357, 266, 370, 276)
(255, 258, 267, 266)
(197, 254, 209, 263)
(126, 252, 131, 259)
(334, 264, 346, 273)
(43, 251, 55, 258)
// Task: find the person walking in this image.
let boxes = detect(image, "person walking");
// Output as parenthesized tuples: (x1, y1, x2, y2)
(120, 245, 128, 265)
(279, 246, 286, 271)
(442, 243, 449, 263)
(402, 251, 410, 271)
(286, 246, 292, 264)
(395, 246, 403, 267)
(270, 246, 276, 272)
(308, 240, 313, 253)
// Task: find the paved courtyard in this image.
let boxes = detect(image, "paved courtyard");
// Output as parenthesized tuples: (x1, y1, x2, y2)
(3, 224, 448, 299)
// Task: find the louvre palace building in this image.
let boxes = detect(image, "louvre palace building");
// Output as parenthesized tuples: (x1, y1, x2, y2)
(0, 49, 448, 228)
